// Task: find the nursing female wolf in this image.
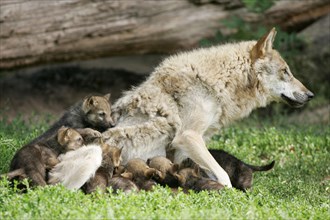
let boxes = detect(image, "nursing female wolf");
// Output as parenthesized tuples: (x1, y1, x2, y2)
(102, 28, 313, 187)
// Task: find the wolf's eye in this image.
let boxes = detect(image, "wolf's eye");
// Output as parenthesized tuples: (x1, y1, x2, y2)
(284, 69, 290, 76)
(98, 112, 106, 117)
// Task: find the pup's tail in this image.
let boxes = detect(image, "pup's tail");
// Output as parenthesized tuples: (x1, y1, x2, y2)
(1, 168, 26, 179)
(246, 160, 275, 172)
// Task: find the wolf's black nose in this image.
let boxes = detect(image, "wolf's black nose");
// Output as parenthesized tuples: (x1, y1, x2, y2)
(306, 91, 314, 100)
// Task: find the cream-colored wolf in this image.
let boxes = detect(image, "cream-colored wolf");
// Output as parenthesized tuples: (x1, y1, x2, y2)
(102, 28, 313, 187)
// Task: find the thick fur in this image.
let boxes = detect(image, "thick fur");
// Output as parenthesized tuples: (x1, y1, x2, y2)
(122, 158, 160, 191)
(100, 28, 313, 187)
(108, 177, 139, 194)
(29, 94, 114, 145)
(8, 127, 83, 186)
(175, 165, 224, 192)
(81, 144, 122, 194)
(147, 156, 180, 187)
(48, 144, 103, 190)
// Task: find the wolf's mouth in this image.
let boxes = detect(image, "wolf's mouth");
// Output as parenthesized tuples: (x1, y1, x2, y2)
(281, 94, 305, 108)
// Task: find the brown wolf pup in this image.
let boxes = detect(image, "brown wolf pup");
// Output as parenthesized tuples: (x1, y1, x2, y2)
(81, 143, 123, 194)
(147, 156, 180, 187)
(29, 94, 114, 146)
(7, 126, 84, 186)
(175, 165, 224, 193)
(105, 164, 139, 194)
(122, 158, 161, 191)
(108, 176, 139, 194)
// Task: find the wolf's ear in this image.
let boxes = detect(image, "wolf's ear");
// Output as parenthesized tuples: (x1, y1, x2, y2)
(251, 27, 277, 61)
(104, 93, 111, 101)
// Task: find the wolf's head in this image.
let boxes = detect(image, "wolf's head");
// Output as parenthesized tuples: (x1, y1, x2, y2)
(251, 28, 314, 108)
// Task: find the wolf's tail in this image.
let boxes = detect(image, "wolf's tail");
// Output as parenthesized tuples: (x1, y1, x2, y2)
(246, 160, 275, 172)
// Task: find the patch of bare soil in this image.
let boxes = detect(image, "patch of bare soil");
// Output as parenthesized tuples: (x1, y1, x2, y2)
(0, 66, 146, 122)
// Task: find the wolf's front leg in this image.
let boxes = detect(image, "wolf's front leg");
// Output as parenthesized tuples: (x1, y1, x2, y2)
(171, 130, 232, 188)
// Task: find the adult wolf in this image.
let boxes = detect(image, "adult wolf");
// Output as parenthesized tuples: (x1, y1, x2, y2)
(103, 28, 313, 187)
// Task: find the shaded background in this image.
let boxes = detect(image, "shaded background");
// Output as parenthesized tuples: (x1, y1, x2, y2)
(0, 0, 329, 124)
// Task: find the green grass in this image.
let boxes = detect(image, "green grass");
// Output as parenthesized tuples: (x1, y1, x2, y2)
(0, 116, 329, 219)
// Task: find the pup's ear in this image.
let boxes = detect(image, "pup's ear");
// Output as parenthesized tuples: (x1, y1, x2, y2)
(121, 172, 133, 180)
(144, 168, 158, 179)
(251, 27, 277, 61)
(153, 169, 164, 181)
(57, 127, 69, 146)
(193, 165, 200, 176)
(171, 164, 180, 173)
(174, 173, 185, 184)
(104, 93, 111, 101)
(82, 96, 98, 113)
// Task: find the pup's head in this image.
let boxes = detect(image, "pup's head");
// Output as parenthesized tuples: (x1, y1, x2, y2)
(124, 158, 161, 180)
(251, 28, 314, 108)
(147, 156, 179, 186)
(101, 144, 123, 168)
(57, 126, 84, 151)
(82, 94, 115, 130)
(174, 165, 200, 185)
(147, 156, 179, 179)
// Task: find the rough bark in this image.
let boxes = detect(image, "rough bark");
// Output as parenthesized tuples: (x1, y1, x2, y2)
(0, 0, 230, 69)
(0, 0, 329, 70)
(265, 0, 330, 31)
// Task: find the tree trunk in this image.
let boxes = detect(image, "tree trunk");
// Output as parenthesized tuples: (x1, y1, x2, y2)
(0, 0, 329, 70)
(0, 0, 231, 69)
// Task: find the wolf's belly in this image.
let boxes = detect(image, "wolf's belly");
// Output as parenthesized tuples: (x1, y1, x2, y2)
(103, 113, 174, 164)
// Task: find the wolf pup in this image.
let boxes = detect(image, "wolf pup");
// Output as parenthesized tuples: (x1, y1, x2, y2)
(30, 94, 114, 146)
(108, 176, 139, 194)
(147, 156, 180, 187)
(7, 126, 84, 186)
(102, 27, 313, 188)
(182, 149, 275, 191)
(175, 165, 224, 193)
(209, 149, 275, 191)
(82, 143, 123, 194)
(122, 158, 161, 191)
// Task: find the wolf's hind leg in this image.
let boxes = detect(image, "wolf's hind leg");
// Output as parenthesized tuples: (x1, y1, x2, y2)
(172, 130, 232, 188)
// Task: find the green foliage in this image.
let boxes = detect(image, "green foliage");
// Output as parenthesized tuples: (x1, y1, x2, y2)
(0, 117, 329, 219)
(200, 16, 304, 59)
(242, 0, 275, 13)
